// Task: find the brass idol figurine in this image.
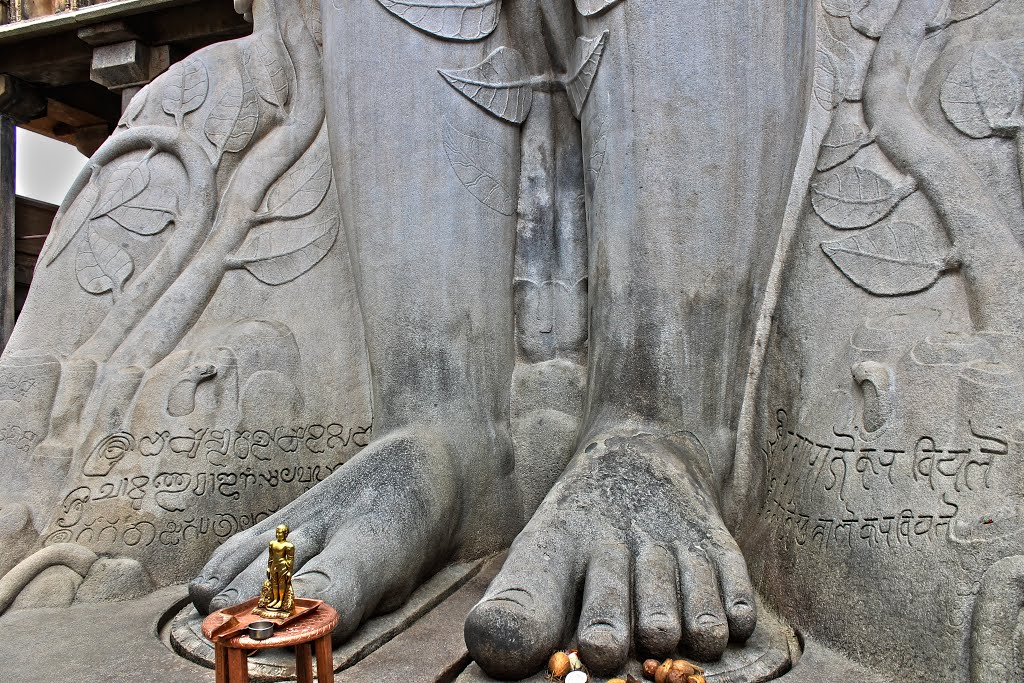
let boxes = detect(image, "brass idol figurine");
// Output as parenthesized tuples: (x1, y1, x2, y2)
(253, 524, 296, 619)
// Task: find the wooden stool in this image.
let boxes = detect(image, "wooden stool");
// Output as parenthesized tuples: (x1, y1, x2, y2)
(202, 602, 339, 683)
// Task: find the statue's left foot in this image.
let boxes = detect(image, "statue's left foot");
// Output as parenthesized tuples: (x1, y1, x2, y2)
(190, 428, 468, 641)
(465, 430, 755, 680)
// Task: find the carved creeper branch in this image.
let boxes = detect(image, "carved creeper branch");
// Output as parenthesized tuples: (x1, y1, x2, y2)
(33, 0, 330, 465)
(863, 0, 1024, 330)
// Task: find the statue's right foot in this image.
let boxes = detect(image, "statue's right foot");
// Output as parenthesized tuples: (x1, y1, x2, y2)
(465, 429, 756, 679)
(191, 426, 509, 641)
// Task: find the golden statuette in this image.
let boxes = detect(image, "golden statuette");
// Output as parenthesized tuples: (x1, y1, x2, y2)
(253, 524, 296, 619)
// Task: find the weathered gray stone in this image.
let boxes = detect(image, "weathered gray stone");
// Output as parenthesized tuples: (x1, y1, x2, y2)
(732, 2, 1024, 681)
(9, 564, 82, 611)
(75, 557, 154, 603)
(0, 587, 211, 683)
(89, 40, 151, 88)
(3, 0, 1024, 682)
(0, 0, 373, 603)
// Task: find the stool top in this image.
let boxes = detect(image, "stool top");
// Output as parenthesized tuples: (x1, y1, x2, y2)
(203, 601, 340, 650)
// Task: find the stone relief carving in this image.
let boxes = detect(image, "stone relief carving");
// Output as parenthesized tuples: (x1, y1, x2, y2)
(744, 0, 1024, 681)
(3, 0, 1024, 682)
(0, 0, 372, 590)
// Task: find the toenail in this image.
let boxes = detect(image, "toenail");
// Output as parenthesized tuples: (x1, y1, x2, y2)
(488, 588, 532, 609)
(648, 614, 674, 632)
(731, 601, 754, 615)
(697, 613, 724, 627)
(293, 570, 330, 593)
(209, 596, 231, 611)
(581, 622, 622, 646)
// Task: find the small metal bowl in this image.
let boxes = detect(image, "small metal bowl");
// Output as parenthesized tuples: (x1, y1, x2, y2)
(248, 621, 275, 641)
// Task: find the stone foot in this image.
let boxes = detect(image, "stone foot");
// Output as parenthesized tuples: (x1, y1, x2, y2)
(190, 428, 465, 642)
(465, 430, 755, 679)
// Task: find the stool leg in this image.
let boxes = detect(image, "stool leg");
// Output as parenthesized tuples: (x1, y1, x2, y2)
(296, 643, 314, 683)
(227, 647, 249, 683)
(315, 635, 334, 683)
(215, 643, 227, 683)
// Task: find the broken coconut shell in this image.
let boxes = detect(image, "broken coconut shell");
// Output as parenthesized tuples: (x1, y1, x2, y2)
(549, 652, 572, 679)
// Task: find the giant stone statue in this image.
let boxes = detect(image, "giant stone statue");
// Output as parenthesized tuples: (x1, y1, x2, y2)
(0, 0, 1022, 681)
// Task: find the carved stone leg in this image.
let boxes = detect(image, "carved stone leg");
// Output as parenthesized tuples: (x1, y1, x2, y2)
(192, 0, 526, 641)
(466, 1, 815, 678)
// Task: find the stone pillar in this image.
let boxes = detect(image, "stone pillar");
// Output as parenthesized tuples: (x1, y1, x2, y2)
(0, 116, 13, 349)
(0, 76, 44, 349)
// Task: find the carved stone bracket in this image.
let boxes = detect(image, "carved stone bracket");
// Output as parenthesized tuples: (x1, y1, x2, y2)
(89, 39, 169, 94)
(80, 22, 169, 112)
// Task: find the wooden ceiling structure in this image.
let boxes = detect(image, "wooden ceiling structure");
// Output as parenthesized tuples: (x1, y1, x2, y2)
(1, 0, 251, 152)
(0, 0, 251, 342)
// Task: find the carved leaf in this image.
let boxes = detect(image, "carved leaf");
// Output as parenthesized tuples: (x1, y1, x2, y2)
(822, 0, 897, 37)
(811, 165, 915, 229)
(817, 121, 875, 171)
(941, 47, 1022, 138)
(442, 115, 516, 215)
(76, 229, 134, 296)
(849, 0, 899, 37)
(822, 0, 865, 16)
(822, 221, 946, 295)
(117, 88, 148, 130)
(161, 57, 209, 126)
(376, 0, 501, 41)
(585, 108, 609, 194)
(303, 0, 323, 47)
(930, 0, 1003, 29)
(230, 217, 339, 286)
(814, 47, 842, 111)
(265, 131, 332, 219)
(204, 69, 260, 154)
(818, 21, 859, 100)
(574, 0, 622, 17)
(106, 187, 180, 236)
(91, 158, 152, 220)
(244, 33, 291, 109)
(440, 47, 533, 124)
(565, 31, 609, 119)
(44, 180, 100, 266)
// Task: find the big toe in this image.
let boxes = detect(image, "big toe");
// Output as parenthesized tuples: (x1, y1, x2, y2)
(292, 515, 437, 645)
(465, 531, 578, 680)
(190, 524, 276, 612)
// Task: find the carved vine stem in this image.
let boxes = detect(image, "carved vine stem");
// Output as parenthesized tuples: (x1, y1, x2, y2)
(105, 0, 324, 371)
(864, 0, 1024, 331)
(70, 5, 308, 380)
(57, 127, 217, 363)
(32, 0, 323, 464)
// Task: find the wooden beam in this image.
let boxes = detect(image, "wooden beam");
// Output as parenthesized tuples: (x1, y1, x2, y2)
(76, 19, 140, 46)
(0, 116, 14, 347)
(0, 0, 201, 44)
(0, 2, 248, 88)
(0, 73, 46, 122)
(137, 1, 248, 45)
(0, 32, 93, 86)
